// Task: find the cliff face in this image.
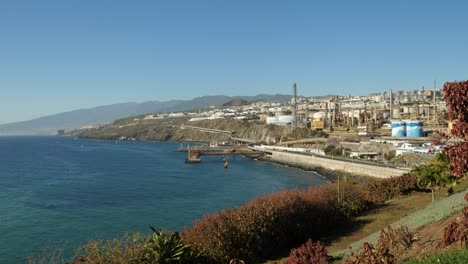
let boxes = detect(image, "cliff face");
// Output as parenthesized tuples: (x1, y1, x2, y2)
(71, 117, 287, 144)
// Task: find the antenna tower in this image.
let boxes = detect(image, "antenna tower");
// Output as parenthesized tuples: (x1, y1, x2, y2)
(433, 78, 437, 122)
(293, 83, 298, 127)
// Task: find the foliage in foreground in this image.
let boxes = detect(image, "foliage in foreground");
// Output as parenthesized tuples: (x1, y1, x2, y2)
(182, 184, 344, 263)
(344, 226, 415, 264)
(405, 248, 468, 264)
(73, 228, 203, 264)
(441, 80, 468, 177)
(68, 174, 419, 264)
(441, 193, 468, 248)
(181, 174, 419, 263)
(286, 239, 329, 264)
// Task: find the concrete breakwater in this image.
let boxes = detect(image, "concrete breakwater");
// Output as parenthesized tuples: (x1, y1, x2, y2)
(264, 150, 409, 178)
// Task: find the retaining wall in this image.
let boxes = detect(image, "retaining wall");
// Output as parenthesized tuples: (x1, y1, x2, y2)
(268, 151, 409, 178)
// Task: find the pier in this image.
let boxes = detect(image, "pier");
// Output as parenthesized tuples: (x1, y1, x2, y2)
(179, 145, 265, 163)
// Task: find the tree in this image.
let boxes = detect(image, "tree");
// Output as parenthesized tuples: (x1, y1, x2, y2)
(441, 80, 468, 177)
(413, 155, 454, 203)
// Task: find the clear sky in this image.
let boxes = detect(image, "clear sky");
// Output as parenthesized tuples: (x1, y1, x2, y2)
(1, 0, 467, 124)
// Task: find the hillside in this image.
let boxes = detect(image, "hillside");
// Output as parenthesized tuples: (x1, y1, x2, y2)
(70, 116, 288, 144)
(0, 94, 292, 135)
(222, 98, 248, 107)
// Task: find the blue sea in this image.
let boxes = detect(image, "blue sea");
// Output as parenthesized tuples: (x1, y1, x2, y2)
(0, 136, 329, 263)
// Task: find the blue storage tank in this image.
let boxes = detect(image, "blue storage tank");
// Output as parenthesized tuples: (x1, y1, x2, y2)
(406, 121, 424, 137)
(391, 121, 406, 137)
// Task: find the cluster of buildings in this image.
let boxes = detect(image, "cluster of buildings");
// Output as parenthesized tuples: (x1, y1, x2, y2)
(139, 85, 448, 142)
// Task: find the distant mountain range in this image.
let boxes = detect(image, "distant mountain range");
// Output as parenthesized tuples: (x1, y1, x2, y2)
(0, 94, 293, 135)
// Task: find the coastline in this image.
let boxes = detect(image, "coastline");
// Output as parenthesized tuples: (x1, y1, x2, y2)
(72, 135, 371, 182)
(256, 156, 368, 183)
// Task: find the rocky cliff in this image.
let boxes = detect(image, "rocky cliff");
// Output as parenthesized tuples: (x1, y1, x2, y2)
(70, 116, 287, 144)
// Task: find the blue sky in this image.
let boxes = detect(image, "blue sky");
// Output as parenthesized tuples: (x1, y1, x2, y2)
(1, 0, 467, 124)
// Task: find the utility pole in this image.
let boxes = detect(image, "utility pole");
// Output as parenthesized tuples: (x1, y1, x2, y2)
(293, 83, 298, 127)
(324, 101, 329, 130)
(389, 88, 393, 119)
(433, 78, 437, 122)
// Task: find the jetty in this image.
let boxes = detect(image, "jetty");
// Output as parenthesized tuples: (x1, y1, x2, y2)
(179, 145, 265, 163)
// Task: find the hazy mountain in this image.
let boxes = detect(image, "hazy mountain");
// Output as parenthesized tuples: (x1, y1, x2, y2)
(0, 94, 292, 135)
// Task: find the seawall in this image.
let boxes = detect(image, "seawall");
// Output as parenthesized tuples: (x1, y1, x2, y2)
(266, 150, 409, 178)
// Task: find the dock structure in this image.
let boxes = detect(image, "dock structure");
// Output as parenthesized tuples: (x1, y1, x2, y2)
(179, 145, 265, 162)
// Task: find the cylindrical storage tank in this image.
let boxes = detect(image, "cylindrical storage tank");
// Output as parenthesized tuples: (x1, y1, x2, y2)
(406, 121, 423, 137)
(391, 121, 406, 137)
(313, 112, 325, 120)
(266, 116, 279, 124)
(278, 115, 295, 123)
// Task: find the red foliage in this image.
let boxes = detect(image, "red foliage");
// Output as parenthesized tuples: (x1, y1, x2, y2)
(344, 242, 387, 264)
(442, 80, 468, 176)
(344, 226, 413, 264)
(441, 193, 468, 247)
(286, 240, 329, 264)
(360, 174, 418, 204)
(181, 184, 345, 263)
(181, 175, 418, 263)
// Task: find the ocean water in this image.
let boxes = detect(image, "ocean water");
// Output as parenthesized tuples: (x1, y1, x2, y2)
(0, 136, 329, 263)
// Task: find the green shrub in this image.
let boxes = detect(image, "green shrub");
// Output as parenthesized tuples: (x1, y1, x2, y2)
(141, 227, 203, 264)
(324, 145, 342, 156)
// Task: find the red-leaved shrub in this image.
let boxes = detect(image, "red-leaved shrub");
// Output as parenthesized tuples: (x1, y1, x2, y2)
(286, 239, 329, 264)
(441, 193, 468, 247)
(344, 226, 414, 264)
(442, 80, 468, 177)
(182, 175, 416, 263)
(182, 184, 343, 263)
(360, 174, 418, 204)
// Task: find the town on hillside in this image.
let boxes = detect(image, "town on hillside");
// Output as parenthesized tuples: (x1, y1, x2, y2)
(113, 84, 449, 163)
